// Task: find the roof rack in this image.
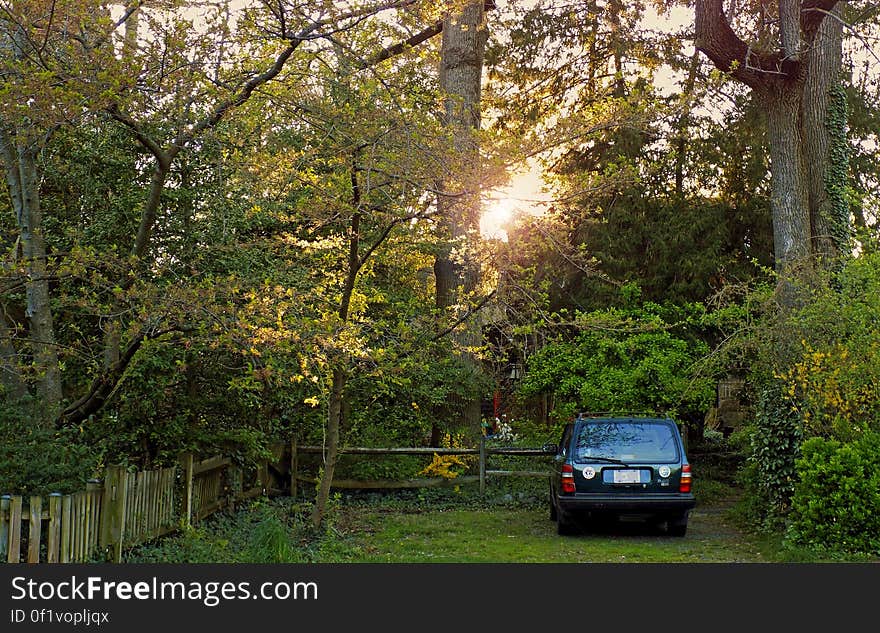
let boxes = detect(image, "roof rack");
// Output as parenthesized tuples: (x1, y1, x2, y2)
(575, 411, 670, 419)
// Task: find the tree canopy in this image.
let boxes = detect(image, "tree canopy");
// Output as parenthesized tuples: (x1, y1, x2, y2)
(2, 0, 879, 543)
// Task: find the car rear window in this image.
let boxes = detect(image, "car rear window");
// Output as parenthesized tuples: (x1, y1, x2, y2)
(574, 420, 679, 462)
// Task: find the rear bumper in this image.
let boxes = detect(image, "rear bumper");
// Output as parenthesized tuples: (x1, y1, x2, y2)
(557, 493, 696, 514)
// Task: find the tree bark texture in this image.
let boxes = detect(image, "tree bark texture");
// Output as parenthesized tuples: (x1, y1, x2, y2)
(802, 5, 846, 259)
(0, 132, 63, 421)
(766, 90, 812, 267)
(434, 1, 489, 437)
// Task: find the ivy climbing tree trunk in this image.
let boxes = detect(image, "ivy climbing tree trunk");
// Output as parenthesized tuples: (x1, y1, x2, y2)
(802, 5, 847, 260)
(433, 0, 489, 441)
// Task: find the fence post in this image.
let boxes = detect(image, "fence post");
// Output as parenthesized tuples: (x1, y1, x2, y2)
(27, 496, 42, 563)
(47, 493, 62, 563)
(290, 438, 298, 499)
(86, 479, 101, 559)
(180, 453, 194, 529)
(60, 495, 72, 563)
(100, 466, 128, 563)
(221, 461, 233, 514)
(0, 495, 9, 560)
(7, 496, 22, 563)
(479, 436, 487, 496)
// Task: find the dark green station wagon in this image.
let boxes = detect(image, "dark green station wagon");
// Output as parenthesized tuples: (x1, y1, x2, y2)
(548, 413, 696, 536)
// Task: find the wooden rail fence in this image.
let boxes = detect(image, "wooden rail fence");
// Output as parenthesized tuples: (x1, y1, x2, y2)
(292, 437, 552, 496)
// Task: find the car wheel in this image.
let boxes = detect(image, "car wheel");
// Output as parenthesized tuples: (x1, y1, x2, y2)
(667, 512, 689, 537)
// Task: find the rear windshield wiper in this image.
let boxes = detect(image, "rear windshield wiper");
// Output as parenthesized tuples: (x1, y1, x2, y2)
(575, 456, 629, 466)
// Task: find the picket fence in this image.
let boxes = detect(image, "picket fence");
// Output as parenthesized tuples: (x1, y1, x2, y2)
(0, 453, 270, 564)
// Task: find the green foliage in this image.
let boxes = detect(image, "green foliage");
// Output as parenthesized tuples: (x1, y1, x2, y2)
(82, 339, 281, 469)
(722, 249, 880, 531)
(776, 253, 880, 440)
(552, 195, 772, 310)
(247, 512, 300, 563)
(741, 383, 803, 529)
(496, 417, 560, 447)
(125, 497, 363, 563)
(787, 432, 880, 555)
(517, 301, 714, 423)
(334, 455, 426, 481)
(342, 347, 491, 449)
(824, 82, 853, 255)
(0, 402, 99, 496)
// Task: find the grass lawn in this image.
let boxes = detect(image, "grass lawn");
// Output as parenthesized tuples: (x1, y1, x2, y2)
(336, 505, 776, 563)
(125, 477, 875, 563)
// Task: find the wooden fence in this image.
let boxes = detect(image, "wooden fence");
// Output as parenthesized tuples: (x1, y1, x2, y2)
(0, 452, 271, 564)
(292, 437, 552, 497)
(2, 438, 552, 564)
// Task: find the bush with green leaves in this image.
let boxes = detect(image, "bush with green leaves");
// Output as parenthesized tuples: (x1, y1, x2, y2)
(517, 301, 715, 424)
(740, 382, 803, 529)
(0, 401, 100, 496)
(786, 432, 880, 555)
(774, 252, 880, 441)
(727, 250, 880, 529)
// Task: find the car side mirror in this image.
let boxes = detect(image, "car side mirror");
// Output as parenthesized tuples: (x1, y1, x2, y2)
(542, 442, 558, 455)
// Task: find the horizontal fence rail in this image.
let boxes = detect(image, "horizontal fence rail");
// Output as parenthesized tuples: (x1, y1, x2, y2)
(293, 438, 553, 496)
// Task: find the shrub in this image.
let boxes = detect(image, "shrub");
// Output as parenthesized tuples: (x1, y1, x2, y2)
(742, 382, 803, 528)
(0, 402, 100, 496)
(787, 432, 880, 555)
(718, 251, 880, 529)
(517, 303, 715, 423)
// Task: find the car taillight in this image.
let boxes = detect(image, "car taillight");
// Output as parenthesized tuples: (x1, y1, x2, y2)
(561, 464, 576, 493)
(679, 464, 692, 493)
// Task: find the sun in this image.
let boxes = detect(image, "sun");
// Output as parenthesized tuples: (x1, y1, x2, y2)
(480, 198, 515, 241)
(480, 161, 554, 240)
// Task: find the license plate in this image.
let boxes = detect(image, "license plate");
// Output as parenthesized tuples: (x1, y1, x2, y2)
(613, 469, 642, 484)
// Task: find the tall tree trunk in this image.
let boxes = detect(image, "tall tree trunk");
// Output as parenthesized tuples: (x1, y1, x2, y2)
(802, 5, 847, 260)
(1, 133, 63, 422)
(765, 87, 812, 271)
(434, 1, 488, 440)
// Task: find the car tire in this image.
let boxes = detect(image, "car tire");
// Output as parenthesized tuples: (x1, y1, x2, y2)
(667, 512, 689, 537)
